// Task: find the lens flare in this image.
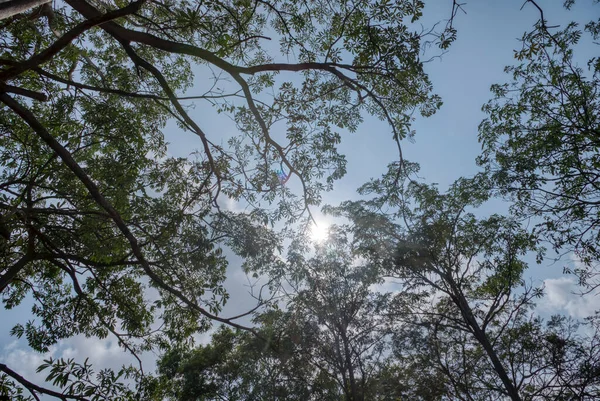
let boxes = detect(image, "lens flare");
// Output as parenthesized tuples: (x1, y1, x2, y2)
(310, 222, 329, 242)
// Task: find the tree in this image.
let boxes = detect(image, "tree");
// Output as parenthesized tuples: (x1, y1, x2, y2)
(136, 1, 600, 399)
(154, 321, 328, 401)
(0, 0, 452, 398)
(281, 228, 394, 401)
(477, 0, 600, 288)
(154, 185, 600, 400)
(328, 169, 544, 400)
(493, 313, 600, 400)
(153, 227, 396, 401)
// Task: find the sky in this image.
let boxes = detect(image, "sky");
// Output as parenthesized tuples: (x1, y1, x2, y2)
(2, 0, 600, 394)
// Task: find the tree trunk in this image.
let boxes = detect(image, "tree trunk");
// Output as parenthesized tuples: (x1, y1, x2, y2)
(340, 326, 361, 401)
(0, 0, 51, 21)
(451, 287, 522, 401)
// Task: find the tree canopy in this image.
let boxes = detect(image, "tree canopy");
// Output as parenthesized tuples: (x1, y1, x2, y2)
(2, 0, 600, 400)
(154, 231, 394, 401)
(0, 0, 450, 398)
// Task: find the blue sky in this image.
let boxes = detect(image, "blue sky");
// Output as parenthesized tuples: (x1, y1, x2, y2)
(2, 0, 600, 391)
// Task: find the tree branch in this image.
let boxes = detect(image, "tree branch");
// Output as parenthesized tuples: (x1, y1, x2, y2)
(0, 363, 89, 401)
(0, 82, 47, 101)
(0, 92, 260, 334)
(0, 252, 33, 292)
(0, 0, 147, 81)
(0, 0, 50, 21)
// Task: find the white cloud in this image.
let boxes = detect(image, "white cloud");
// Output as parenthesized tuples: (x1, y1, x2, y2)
(219, 195, 246, 213)
(1, 334, 159, 392)
(370, 277, 403, 295)
(1, 343, 54, 381)
(58, 335, 139, 368)
(538, 277, 600, 319)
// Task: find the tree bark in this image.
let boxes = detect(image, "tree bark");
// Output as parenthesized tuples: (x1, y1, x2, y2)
(0, 253, 32, 292)
(450, 284, 522, 401)
(340, 326, 361, 401)
(0, 0, 50, 21)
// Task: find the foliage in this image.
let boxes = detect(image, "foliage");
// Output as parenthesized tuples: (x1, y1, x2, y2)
(158, 169, 600, 400)
(3, 1, 600, 400)
(0, 0, 452, 394)
(149, 2, 600, 399)
(477, 2, 600, 287)
(327, 170, 543, 400)
(495, 314, 600, 400)
(0, 0, 451, 397)
(153, 230, 396, 401)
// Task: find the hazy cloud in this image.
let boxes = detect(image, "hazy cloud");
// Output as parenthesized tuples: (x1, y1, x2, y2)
(539, 277, 600, 318)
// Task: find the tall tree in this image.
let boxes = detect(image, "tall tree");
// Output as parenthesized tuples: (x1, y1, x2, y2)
(153, 227, 396, 401)
(282, 228, 394, 401)
(328, 169, 543, 400)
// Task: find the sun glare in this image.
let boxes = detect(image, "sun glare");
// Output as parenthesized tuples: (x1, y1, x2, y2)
(310, 222, 329, 242)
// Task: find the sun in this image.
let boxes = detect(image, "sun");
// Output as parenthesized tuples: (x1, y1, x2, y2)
(310, 222, 329, 242)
